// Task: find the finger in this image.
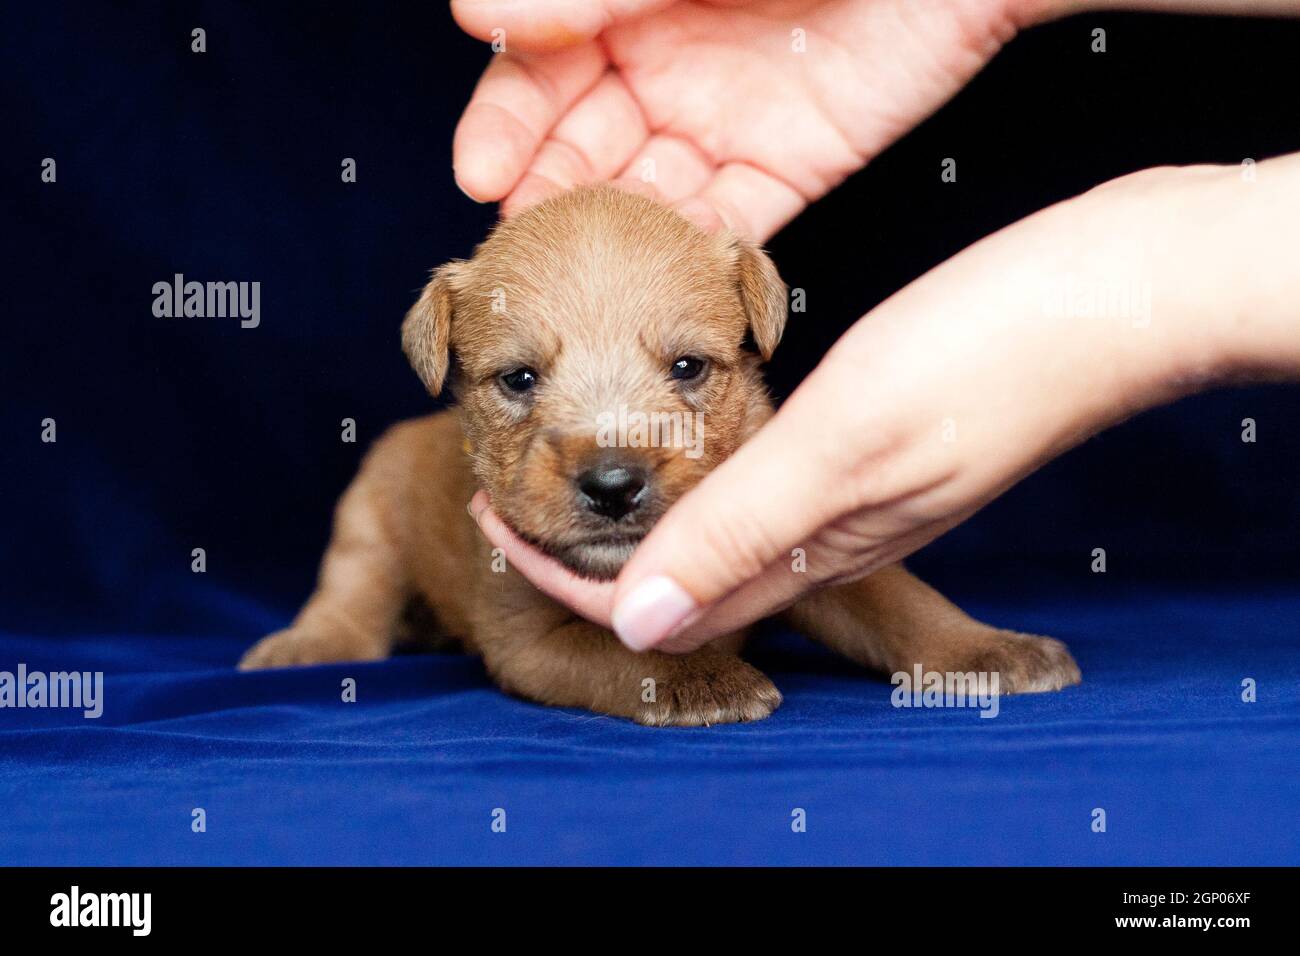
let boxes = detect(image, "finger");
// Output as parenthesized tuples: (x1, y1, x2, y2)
(499, 169, 575, 218)
(539, 72, 649, 178)
(661, 504, 981, 653)
(501, 173, 662, 219)
(606, 177, 664, 202)
(616, 133, 714, 203)
(608, 385, 851, 651)
(671, 197, 727, 233)
(452, 45, 606, 201)
(653, 554, 812, 653)
(451, 0, 681, 54)
(499, 72, 650, 216)
(470, 492, 616, 625)
(672, 163, 808, 241)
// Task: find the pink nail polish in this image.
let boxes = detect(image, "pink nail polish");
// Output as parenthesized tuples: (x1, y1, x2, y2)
(612, 576, 697, 652)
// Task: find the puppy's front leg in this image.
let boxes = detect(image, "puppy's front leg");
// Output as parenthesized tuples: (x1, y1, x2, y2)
(480, 620, 781, 726)
(784, 564, 1081, 693)
(240, 479, 407, 670)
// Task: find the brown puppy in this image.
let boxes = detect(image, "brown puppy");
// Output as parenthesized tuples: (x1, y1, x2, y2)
(240, 185, 1081, 725)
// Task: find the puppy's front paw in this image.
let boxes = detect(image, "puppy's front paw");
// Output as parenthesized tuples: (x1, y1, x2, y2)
(638, 657, 782, 727)
(948, 630, 1082, 695)
(238, 626, 385, 670)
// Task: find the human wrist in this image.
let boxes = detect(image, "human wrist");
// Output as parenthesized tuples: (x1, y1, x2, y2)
(1192, 155, 1300, 384)
(1029, 164, 1247, 420)
(1112, 158, 1300, 398)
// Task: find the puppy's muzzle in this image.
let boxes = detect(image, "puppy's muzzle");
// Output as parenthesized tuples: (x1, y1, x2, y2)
(575, 457, 648, 522)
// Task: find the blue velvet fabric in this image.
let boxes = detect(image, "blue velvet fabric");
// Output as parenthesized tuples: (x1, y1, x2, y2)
(2, 591, 1297, 865)
(2, 5, 1298, 866)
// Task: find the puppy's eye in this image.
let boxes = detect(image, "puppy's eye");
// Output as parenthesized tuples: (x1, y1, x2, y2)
(670, 356, 707, 382)
(499, 367, 537, 394)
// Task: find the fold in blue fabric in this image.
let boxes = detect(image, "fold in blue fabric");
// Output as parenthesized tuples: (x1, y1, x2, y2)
(2, 592, 1296, 865)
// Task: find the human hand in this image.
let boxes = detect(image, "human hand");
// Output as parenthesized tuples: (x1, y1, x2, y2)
(450, 0, 1043, 240)
(471, 157, 1300, 652)
(450, 0, 1300, 239)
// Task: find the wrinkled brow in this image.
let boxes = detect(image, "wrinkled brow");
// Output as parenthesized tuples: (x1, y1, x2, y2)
(456, 316, 563, 384)
(650, 324, 741, 361)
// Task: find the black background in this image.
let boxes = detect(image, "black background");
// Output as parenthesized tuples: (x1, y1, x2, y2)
(0, 866, 1282, 940)
(3, 3, 1298, 639)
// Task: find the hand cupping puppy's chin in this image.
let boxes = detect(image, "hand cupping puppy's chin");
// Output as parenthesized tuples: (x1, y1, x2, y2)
(559, 538, 642, 582)
(509, 523, 643, 582)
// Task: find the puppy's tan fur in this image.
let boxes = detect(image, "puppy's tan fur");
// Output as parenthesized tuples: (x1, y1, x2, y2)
(240, 186, 1080, 725)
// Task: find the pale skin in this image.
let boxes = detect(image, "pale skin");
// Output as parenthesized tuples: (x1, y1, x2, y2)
(454, 0, 1300, 653)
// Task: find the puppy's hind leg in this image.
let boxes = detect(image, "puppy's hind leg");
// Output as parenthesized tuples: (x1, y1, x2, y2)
(240, 480, 408, 670)
(783, 564, 1080, 694)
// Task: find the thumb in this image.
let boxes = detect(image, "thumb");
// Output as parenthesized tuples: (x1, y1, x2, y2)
(610, 389, 846, 651)
(451, 0, 678, 53)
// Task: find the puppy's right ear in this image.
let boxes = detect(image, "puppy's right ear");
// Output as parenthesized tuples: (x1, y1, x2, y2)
(401, 262, 466, 396)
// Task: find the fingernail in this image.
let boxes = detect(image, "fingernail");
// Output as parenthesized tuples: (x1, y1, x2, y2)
(467, 493, 488, 528)
(673, 197, 722, 233)
(612, 576, 697, 652)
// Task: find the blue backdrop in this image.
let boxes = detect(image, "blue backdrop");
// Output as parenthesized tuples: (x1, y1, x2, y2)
(1, 3, 1297, 865)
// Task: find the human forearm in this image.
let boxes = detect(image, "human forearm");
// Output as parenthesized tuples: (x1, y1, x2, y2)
(826, 158, 1300, 476)
(1175, 154, 1300, 384)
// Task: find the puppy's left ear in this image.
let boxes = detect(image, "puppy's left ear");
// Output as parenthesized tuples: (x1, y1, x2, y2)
(401, 262, 467, 396)
(727, 235, 788, 360)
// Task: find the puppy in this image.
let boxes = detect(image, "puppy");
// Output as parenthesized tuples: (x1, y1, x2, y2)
(240, 185, 1081, 725)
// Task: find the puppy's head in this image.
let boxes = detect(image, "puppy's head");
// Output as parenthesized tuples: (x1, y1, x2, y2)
(403, 185, 786, 579)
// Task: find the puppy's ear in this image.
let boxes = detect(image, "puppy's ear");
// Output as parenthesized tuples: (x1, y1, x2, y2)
(401, 262, 466, 396)
(728, 235, 787, 360)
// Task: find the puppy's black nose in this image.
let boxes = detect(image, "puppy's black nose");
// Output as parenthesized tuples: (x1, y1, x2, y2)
(576, 462, 647, 521)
